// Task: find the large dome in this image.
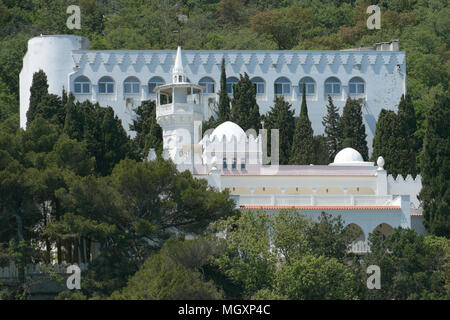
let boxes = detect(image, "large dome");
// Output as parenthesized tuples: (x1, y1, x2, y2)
(333, 147, 364, 164)
(210, 121, 246, 142)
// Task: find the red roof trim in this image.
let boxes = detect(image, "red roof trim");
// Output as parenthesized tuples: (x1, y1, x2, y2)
(240, 205, 401, 210)
(223, 174, 376, 177)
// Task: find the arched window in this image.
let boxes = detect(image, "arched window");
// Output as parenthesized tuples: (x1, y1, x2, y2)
(148, 76, 165, 93)
(299, 77, 316, 95)
(251, 77, 265, 95)
(226, 77, 239, 94)
(98, 76, 114, 94)
(349, 77, 365, 94)
(274, 77, 291, 95)
(325, 77, 341, 95)
(124, 76, 140, 94)
(74, 76, 91, 94)
(199, 77, 215, 94)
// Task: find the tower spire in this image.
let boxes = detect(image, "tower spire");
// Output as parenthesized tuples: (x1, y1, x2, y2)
(173, 46, 185, 83)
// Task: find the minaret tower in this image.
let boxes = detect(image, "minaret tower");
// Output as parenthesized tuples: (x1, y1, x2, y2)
(155, 46, 205, 172)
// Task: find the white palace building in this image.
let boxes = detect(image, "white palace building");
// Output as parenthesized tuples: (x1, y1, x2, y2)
(20, 35, 424, 252)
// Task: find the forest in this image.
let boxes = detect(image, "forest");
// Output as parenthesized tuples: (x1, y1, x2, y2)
(0, 0, 449, 300)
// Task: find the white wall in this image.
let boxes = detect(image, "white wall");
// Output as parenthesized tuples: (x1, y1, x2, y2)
(20, 36, 406, 152)
(20, 35, 90, 128)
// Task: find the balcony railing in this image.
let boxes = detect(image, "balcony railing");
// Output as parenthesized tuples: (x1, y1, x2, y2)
(237, 194, 396, 207)
(156, 102, 203, 118)
(349, 240, 371, 254)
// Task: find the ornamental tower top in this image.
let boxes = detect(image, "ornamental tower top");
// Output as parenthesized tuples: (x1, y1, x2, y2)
(172, 46, 186, 84)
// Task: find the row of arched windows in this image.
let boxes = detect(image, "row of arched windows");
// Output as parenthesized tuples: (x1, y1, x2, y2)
(73, 75, 366, 96)
(74, 76, 167, 95)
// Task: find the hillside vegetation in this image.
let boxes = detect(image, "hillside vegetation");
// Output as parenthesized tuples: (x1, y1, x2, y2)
(0, 0, 448, 137)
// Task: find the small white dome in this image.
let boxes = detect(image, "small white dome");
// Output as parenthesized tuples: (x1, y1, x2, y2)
(333, 147, 364, 163)
(210, 121, 246, 142)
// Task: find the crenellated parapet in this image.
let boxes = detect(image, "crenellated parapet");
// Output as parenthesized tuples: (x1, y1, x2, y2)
(71, 50, 406, 74)
(20, 36, 407, 152)
(387, 174, 422, 208)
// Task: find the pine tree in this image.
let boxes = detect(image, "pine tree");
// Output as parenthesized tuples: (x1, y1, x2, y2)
(27, 70, 49, 125)
(322, 95, 342, 162)
(340, 98, 368, 161)
(231, 73, 261, 132)
(218, 58, 231, 123)
(264, 96, 295, 164)
(418, 93, 450, 237)
(289, 82, 315, 165)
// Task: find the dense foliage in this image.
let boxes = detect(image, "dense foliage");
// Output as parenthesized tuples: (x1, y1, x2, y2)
(0, 0, 449, 300)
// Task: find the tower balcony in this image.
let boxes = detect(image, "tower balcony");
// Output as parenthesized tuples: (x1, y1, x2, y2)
(156, 102, 203, 119)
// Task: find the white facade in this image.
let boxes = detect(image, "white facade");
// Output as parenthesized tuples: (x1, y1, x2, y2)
(151, 47, 424, 250)
(20, 35, 406, 150)
(20, 36, 422, 250)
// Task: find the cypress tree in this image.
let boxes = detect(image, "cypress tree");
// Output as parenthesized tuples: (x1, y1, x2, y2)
(63, 93, 82, 141)
(27, 70, 49, 125)
(231, 73, 261, 132)
(322, 95, 342, 162)
(264, 96, 295, 164)
(397, 94, 418, 176)
(371, 95, 418, 178)
(289, 82, 315, 164)
(218, 58, 231, 123)
(418, 93, 450, 237)
(98, 107, 130, 176)
(340, 98, 369, 161)
(313, 135, 330, 165)
(130, 100, 163, 159)
(371, 109, 398, 174)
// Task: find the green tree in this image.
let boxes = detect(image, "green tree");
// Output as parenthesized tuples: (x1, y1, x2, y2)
(290, 82, 315, 165)
(264, 96, 295, 164)
(365, 228, 450, 300)
(110, 237, 224, 300)
(0, 80, 16, 123)
(340, 98, 368, 160)
(129, 99, 163, 160)
(396, 94, 418, 176)
(26, 70, 49, 126)
(371, 109, 398, 174)
(313, 135, 330, 165)
(305, 212, 354, 262)
(214, 211, 276, 298)
(231, 73, 260, 132)
(419, 93, 450, 237)
(217, 58, 231, 123)
(272, 210, 312, 263)
(273, 254, 358, 300)
(63, 93, 82, 141)
(322, 95, 342, 161)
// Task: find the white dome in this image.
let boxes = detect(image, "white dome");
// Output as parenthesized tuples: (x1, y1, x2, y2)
(333, 147, 364, 163)
(210, 121, 246, 142)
